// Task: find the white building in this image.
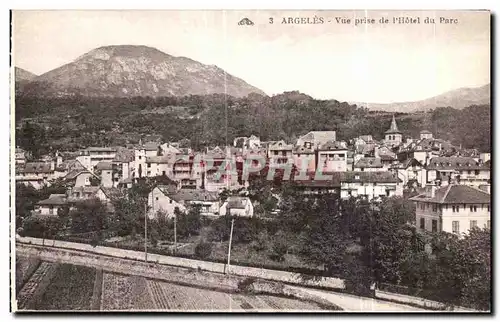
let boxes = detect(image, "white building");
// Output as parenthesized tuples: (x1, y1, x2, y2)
(267, 140, 293, 166)
(219, 196, 254, 217)
(317, 141, 348, 172)
(148, 185, 186, 218)
(76, 147, 117, 170)
(339, 172, 403, 200)
(426, 157, 490, 187)
(410, 184, 490, 235)
(296, 131, 336, 150)
(34, 194, 67, 216)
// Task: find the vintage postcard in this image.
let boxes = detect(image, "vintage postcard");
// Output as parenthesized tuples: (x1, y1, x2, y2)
(11, 10, 491, 313)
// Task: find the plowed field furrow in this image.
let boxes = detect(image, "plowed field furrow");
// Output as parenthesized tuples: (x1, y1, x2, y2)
(231, 294, 255, 311)
(35, 263, 96, 310)
(131, 276, 153, 310)
(157, 282, 197, 310)
(245, 295, 275, 311)
(101, 273, 134, 310)
(15, 257, 41, 293)
(259, 295, 282, 310)
(17, 262, 57, 310)
(148, 281, 171, 310)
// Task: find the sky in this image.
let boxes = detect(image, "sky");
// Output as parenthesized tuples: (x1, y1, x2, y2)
(12, 10, 490, 103)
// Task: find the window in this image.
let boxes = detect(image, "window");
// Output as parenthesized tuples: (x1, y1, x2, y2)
(470, 205, 477, 212)
(468, 170, 472, 175)
(475, 170, 480, 175)
(274, 151, 278, 156)
(487, 220, 490, 229)
(452, 205, 458, 212)
(147, 163, 151, 168)
(432, 220, 438, 232)
(147, 171, 151, 175)
(432, 204, 438, 212)
(487, 205, 490, 212)
(162, 171, 166, 176)
(452, 221, 460, 234)
(420, 203, 425, 210)
(139, 156, 142, 160)
(470, 220, 477, 229)
(420, 218, 425, 229)
(169, 200, 173, 204)
(155, 197, 159, 201)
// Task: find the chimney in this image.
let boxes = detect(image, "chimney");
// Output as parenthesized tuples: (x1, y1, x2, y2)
(425, 184, 437, 198)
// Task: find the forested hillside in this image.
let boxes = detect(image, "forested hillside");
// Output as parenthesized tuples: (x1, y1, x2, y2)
(15, 92, 491, 156)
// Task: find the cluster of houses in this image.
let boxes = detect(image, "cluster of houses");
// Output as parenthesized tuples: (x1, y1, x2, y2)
(15, 115, 490, 236)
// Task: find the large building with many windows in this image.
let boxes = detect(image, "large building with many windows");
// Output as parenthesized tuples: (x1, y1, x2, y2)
(410, 184, 490, 236)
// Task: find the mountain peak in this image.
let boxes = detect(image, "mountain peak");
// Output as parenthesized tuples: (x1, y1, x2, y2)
(24, 45, 266, 98)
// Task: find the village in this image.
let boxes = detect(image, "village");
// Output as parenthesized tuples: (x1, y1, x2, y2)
(15, 115, 491, 237)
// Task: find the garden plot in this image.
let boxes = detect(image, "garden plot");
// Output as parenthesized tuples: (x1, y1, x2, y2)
(15, 256, 41, 293)
(17, 262, 59, 310)
(100, 273, 154, 310)
(35, 263, 96, 310)
(258, 295, 323, 311)
(148, 280, 240, 311)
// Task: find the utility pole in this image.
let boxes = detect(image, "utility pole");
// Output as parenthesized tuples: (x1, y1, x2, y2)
(174, 214, 177, 255)
(226, 218, 235, 274)
(144, 201, 148, 263)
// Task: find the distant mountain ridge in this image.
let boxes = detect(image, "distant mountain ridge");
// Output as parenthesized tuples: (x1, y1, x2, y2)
(18, 45, 266, 98)
(14, 67, 37, 82)
(352, 84, 490, 112)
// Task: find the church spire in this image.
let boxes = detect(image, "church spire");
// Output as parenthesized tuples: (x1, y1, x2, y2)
(390, 114, 398, 132)
(385, 114, 402, 134)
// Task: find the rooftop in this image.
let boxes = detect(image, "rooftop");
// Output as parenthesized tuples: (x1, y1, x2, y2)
(354, 157, 383, 168)
(95, 161, 113, 171)
(226, 196, 250, 209)
(410, 184, 490, 204)
(22, 162, 53, 174)
(427, 157, 490, 171)
(37, 194, 67, 206)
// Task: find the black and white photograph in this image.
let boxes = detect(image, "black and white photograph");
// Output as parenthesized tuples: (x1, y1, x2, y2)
(10, 9, 491, 313)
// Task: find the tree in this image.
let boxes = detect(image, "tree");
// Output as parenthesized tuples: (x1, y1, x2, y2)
(21, 215, 61, 239)
(69, 198, 108, 235)
(208, 215, 232, 242)
(15, 184, 40, 229)
(194, 240, 213, 259)
(16, 121, 47, 160)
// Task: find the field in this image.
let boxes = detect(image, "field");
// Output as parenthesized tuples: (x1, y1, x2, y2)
(15, 256, 329, 312)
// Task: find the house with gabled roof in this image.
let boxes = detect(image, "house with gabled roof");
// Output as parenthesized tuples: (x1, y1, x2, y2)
(410, 184, 490, 235)
(353, 157, 384, 172)
(426, 156, 490, 187)
(64, 169, 98, 188)
(267, 140, 293, 166)
(219, 196, 254, 217)
(147, 185, 186, 218)
(296, 131, 336, 150)
(293, 145, 316, 173)
(34, 194, 68, 216)
(15, 161, 56, 189)
(390, 158, 427, 187)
